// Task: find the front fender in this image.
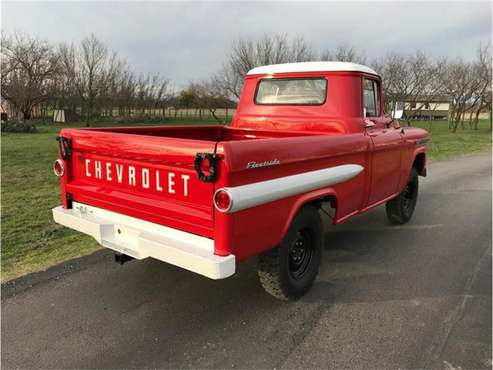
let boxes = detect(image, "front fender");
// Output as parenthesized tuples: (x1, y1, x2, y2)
(399, 145, 428, 192)
(413, 146, 428, 176)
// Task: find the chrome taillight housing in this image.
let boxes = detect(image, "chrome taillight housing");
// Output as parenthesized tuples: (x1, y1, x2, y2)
(213, 188, 232, 213)
(53, 159, 65, 177)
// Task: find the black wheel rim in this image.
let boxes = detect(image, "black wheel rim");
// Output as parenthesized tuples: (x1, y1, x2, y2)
(288, 229, 313, 280)
(402, 180, 416, 216)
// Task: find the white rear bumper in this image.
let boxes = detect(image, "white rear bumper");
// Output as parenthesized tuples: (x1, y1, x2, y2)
(52, 202, 235, 279)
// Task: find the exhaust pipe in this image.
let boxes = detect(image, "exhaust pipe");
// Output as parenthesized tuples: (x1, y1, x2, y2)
(114, 253, 134, 265)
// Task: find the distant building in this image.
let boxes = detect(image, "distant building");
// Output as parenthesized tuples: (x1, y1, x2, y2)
(403, 96, 451, 120)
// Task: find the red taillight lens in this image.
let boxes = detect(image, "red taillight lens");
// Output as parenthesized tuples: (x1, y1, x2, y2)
(214, 189, 232, 212)
(53, 159, 65, 177)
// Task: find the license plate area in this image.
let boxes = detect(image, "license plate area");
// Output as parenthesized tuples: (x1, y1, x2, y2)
(101, 224, 142, 258)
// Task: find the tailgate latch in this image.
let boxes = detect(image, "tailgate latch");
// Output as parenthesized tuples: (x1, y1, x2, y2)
(56, 136, 72, 160)
(194, 153, 217, 183)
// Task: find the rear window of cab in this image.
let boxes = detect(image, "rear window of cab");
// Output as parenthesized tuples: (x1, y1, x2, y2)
(254, 78, 327, 105)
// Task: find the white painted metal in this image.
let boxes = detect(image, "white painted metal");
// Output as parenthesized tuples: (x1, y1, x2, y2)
(52, 202, 235, 279)
(247, 62, 378, 76)
(215, 164, 364, 213)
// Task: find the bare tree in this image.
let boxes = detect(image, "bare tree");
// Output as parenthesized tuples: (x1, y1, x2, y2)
(116, 70, 137, 117)
(188, 80, 232, 123)
(178, 88, 197, 110)
(440, 58, 480, 132)
(320, 44, 366, 64)
(374, 51, 444, 125)
(151, 75, 172, 118)
(74, 34, 109, 123)
(132, 73, 170, 117)
(469, 43, 492, 130)
(55, 42, 79, 112)
(96, 53, 124, 118)
(215, 34, 314, 99)
(1, 32, 60, 120)
(212, 65, 243, 101)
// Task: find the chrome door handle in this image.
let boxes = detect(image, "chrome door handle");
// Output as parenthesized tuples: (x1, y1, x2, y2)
(364, 119, 376, 128)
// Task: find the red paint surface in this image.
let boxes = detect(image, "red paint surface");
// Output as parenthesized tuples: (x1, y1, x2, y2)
(56, 69, 428, 262)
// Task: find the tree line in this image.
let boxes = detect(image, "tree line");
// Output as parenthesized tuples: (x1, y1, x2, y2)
(2, 32, 175, 122)
(1, 32, 491, 131)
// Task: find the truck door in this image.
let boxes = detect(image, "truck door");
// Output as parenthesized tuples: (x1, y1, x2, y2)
(363, 77, 403, 206)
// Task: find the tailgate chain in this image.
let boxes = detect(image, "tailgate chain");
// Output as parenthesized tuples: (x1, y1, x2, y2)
(194, 153, 217, 183)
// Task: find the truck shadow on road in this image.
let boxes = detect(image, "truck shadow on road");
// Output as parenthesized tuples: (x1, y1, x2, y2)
(307, 205, 466, 306)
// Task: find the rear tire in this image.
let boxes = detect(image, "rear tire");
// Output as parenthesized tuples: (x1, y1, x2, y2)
(386, 167, 419, 224)
(258, 205, 323, 300)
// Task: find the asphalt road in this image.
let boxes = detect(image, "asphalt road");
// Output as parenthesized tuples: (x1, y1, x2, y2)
(2, 153, 491, 369)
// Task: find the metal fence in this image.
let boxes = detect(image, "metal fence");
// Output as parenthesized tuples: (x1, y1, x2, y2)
(8, 105, 238, 122)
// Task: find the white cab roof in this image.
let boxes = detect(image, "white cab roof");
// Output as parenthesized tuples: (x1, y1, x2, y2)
(247, 61, 378, 76)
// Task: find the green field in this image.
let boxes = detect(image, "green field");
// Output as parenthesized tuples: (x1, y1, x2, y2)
(1, 119, 491, 282)
(411, 120, 492, 160)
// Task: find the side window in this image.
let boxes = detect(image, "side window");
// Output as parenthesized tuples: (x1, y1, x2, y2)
(363, 78, 380, 117)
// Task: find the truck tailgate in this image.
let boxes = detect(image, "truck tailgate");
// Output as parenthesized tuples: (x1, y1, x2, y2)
(59, 129, 216, 238)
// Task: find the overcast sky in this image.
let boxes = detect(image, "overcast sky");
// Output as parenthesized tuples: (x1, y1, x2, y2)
(2, 1, 492, 88)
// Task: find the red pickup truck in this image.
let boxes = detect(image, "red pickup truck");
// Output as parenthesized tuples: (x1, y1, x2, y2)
(53, 62, 428, 300)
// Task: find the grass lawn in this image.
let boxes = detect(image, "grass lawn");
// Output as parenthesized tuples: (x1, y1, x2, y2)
(411, 120, 492, 160)
(1, 118, 491, 282)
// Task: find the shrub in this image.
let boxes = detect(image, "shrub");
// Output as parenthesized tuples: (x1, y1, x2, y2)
(1, 120, 38, 133)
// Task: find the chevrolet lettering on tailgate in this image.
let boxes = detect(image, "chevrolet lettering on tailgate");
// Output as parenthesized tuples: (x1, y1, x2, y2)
(84, 159, 190, 196)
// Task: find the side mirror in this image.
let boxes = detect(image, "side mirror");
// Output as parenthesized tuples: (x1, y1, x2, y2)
(391, 102, 404, 119)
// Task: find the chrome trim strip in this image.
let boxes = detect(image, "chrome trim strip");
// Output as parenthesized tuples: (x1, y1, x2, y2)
(217, 164, 364, 213)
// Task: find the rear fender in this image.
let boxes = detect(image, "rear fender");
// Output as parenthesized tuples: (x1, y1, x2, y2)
(279, 188, 338, 244)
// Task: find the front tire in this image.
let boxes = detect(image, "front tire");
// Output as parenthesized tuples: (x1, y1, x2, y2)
(258, 205, 323, 300)
(386, 167, 419, 224)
